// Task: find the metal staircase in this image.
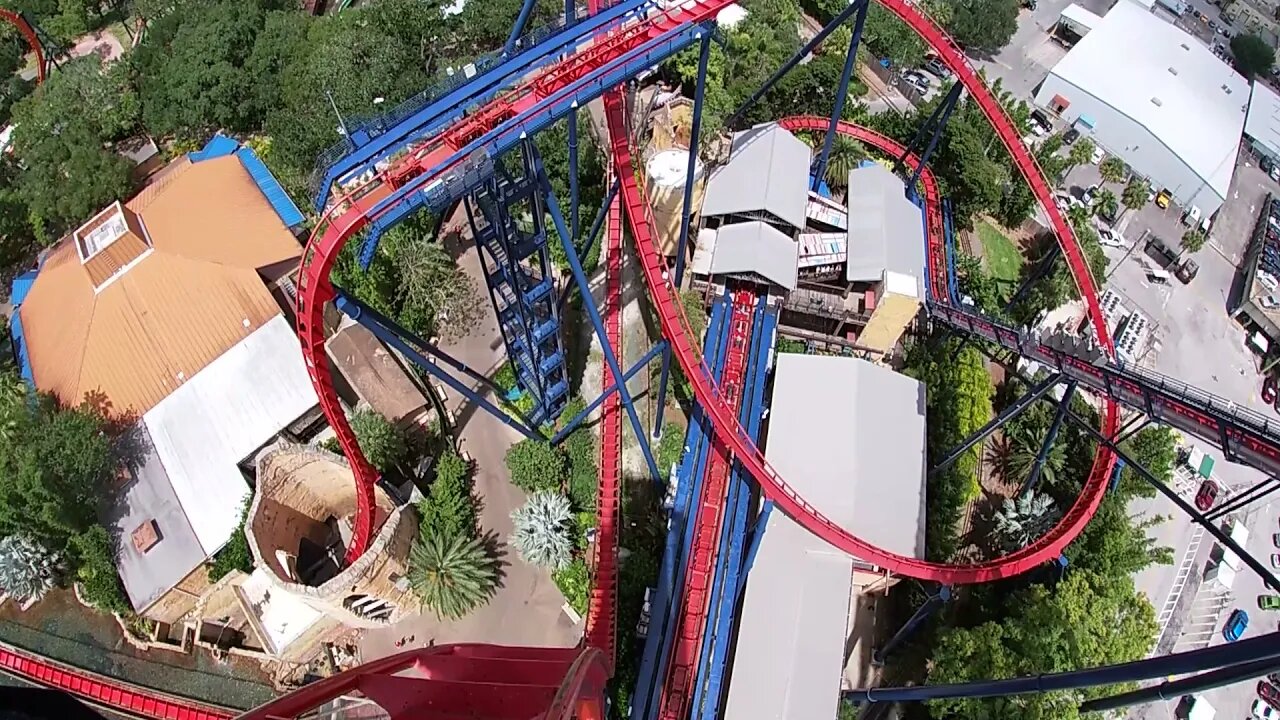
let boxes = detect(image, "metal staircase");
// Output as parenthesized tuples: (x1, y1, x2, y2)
(466, 143, 570, 426)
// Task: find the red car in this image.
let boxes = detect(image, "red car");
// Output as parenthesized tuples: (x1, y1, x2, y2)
(1261, 680, 1280, 710)
(1195, 480, 1219, 511)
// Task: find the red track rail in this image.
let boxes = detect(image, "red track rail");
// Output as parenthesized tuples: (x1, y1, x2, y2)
(0, 642, 234, 720)
(584, 161, 622, 664)
(656, 288, 755, 720)
(0, 10, 46, 85)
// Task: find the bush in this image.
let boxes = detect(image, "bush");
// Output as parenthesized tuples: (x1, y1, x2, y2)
(71, 527, 131, 616)
(655, 422, 686, 479)
(0, 535, 61, 604)
(510, 492, 573, 569)
(408, 530, 499, 620)
(349, 408, 412, 473)
(553, 558, 589, 617)
(776, 337, 806, 354)
(208, 501, 253, 581)
(505, 439, 568, 493)
(419, 451, 477, 541)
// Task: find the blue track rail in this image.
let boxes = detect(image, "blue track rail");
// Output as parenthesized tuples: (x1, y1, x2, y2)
(691, 293, 775, 720)
(311, 0, 653, 209)
(631, 290, 732, 720)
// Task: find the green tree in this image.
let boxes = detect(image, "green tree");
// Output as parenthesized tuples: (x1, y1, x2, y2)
(1068, 137, 1096, 167)
(819, 134, 867, 191)
(419, 451, 477, 541)
(947, 0, 1020, 52)
(1122, 178, 1150, 212)
(207, 500, 253, 581)
(408, 530, 498, 620)
(1231, 33, 1275, 77)
(1098, 156, 1126, 184)
(860, 3, 928, 68)
(1093, 188, 1119, 221)
(9, 58, 139, 238)
(990, 490, 1060, 553)
(1181, 229, 1207, 254)
(349, 408, 412, 474)
(384, 222, 487, 341)
(505, 439, 568, 493)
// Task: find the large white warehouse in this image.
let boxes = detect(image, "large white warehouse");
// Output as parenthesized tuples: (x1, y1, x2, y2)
(1034, 0, 1248, 217)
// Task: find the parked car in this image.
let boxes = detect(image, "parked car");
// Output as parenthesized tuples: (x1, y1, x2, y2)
(1224, 608, 1250, 641)
(1156, 189, 1173, 209)
(1273, 554, 1280, 569)
(1091, 145, 1106, 164)
(1028, 117, 1050, 137)
(1261, 682, 1280, 712)
(1274, 532, 1280, 547)
(1097, 227, 1126, 249)
(1255, 699, 1279, 720)
(924, 57, 952, 79)
(1176, 257, 1199, 283)
(1194, 479, 1219, 511)
(1082, 184, 1100, 205)
(1261, 594, 1280, 610)
(1063, 128, 1080, 144)
(902, 71, 931, 94)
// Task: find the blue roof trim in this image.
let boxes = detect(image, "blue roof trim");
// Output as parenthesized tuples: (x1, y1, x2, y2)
(188, 134, 240, 163)
(9, 270, 37, 385)
(235, 148, 306, 229)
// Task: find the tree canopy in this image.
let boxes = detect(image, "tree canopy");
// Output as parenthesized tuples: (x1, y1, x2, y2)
(1231, 33, 1275, 78)
(946, 0, 1019, 53)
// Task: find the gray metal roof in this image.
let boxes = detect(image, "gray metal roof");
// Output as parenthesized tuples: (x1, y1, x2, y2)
(701, 123, 811, 230)
(109, 423, 207, 613)
(845, 164, 926, 292)
(1247, 81, 1280, 160)
(725, 355, 926, 720)
(709, 221, 799, 291)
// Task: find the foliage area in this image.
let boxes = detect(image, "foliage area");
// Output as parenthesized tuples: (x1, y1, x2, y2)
(0, 533, 61, 603)
(409, 449, 497, 620)
(655, 421, 687, 479)
(902, 337, 993, 559)
(510, 491, 573, 570)
(974, 221, 1022, 286)
(207, 500, 253, 582)
(1231, 33, 1275, 78)
(806, 0, 1018, 67)
(505, 439, 569, 493)
(419, 451, 478, 541)
(348, 408, 413, 474)
(71, 525, 131, 615)
(559, 397, 599, 512)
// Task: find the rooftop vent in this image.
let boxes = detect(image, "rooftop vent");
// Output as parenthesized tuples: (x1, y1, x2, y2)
(1151, 97, 1163, 106)
(1223, 84, 1233, 94)
(1168, 67, 1179, 75)
(131, 519, 160, 553)
(1181, 42, 1190, 50)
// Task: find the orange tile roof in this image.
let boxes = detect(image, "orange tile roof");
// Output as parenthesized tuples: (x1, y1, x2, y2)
(20, 155, 304, 415)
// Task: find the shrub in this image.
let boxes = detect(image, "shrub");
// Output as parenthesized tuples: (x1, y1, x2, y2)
(505, 440, 568, 493)
(655, 422, 686, 479)
(0, 535, 61, 604)
(71, 527, 131, 616)
(419, 451, 476, 541)
(350, 408, 412, 473)
(510, 492, 573, 570)
(208, 501, 253, 582)
(553, 558, 589, 617)
(408, 530, 498, 620)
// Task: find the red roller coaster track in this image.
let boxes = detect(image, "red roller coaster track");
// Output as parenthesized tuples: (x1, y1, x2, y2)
(0, 9, 46, 85)
(297, 0, 1117, 582)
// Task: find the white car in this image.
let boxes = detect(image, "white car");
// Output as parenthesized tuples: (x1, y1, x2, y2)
(1091, 145, 1106, 164)
(1254, 699, 1279, 720)
(1082, 184, 1099, 205)
(1097, 227, 1126, 249)
(1272, 553, 1280, 569)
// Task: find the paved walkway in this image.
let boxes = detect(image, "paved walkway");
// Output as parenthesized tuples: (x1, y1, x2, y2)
(357, 218, 579, 661)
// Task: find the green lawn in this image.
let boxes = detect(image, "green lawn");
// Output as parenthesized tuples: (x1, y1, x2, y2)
(976, 221, 1024, 286)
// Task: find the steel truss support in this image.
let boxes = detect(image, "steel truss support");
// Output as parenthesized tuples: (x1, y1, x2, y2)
(1023, 380, 1076, 496)
(1063, 409, 1280, 593)
(533, 143, 664, 481)
(930, 373, 1062, 476)
(846, 631, 1280, 705)
(811, 0, 868, 192)
(872, 586, 953, 667)
(1206, 475, 1280, 522)
(551, 342, 668, 445)
(1003, 244, 1061, 314)
(1112, 413, 1150, 446)
(654, 29, 713, 438)
(557, 176, 622, 313)
(725, 0, 870, 129)
(901, 82, 963, 197)
(333, 293, 545, 442)
(1079, 656, 1280, 715)
(505, 0, 539, 55)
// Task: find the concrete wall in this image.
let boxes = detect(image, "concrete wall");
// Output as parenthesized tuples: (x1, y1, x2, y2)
(142, 563, 213, 625)
(1034, 73, 1228, 216)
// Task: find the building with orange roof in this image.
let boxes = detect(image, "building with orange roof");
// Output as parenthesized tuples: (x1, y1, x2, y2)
(13, 136, 330, 625)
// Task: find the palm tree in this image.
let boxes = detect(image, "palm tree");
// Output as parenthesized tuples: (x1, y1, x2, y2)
(1098, 156, 1126, 184)
(1093, 189, 1119, 222)
(1181, 229, 1207, 254)
(1004, 425, 1066, 490)
(1122, 179, 1150, 212)
(1068, 137, 1096, 167)
(990, 491, 1061, 554)
(0, 535, 61, 604)
(408, 531, 498, 620)
(510, 492, 573, 570)
(822, 135, 867, 192)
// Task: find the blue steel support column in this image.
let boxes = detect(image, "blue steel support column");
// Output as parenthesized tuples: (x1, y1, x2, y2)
(558, 177, 621, 312)
(566, 0, 575, 26)
(1022, 381, 1076, 495)
(505, 0, 539, 55)
(551, 342, 667, 444)
(871, 586, 953, 667)
(811, 0, 868, 192)
(538, 155, 663, 481)
(653, 30, 712, 439)
(334, 294, 544, 441)
(907, 82, 963, 195)
(930, 373, 1062, 476)
(569, 103, 580, 243)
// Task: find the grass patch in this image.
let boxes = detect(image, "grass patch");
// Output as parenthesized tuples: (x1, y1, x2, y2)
(976, 221, 1023, 286)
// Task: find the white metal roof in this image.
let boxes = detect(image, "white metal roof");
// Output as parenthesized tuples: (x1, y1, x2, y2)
(701, 123, 811, 230)
(239, 568, 325, 654)
(143, 315, 319, 556)
(845, 164, 925, 290)
(708, 221, 799, 290)
(1047, 0, 1247, 199)
(109, 423, 207, 612)
(1060, 3, 1103, 31)
(725, 355, 927, 720)
(1247, 81, 1280, 158)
